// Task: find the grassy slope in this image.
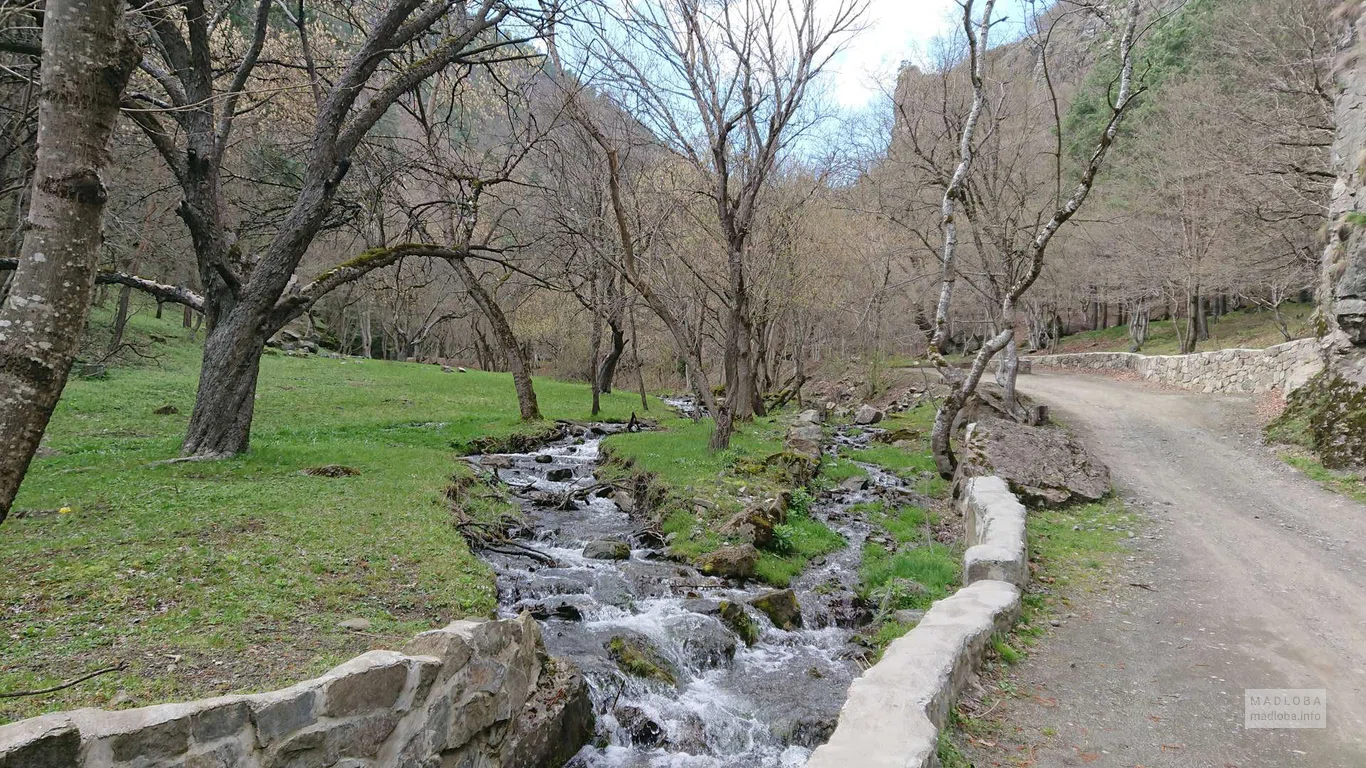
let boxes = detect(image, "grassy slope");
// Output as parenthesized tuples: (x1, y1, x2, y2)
(2, 307, 653, 721)
(1053, 302, 1314, 355)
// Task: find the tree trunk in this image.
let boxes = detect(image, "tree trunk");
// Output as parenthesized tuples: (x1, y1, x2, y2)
(183, 303, 194, 329)
(108, 284, 134, 353)
(1196, 295, 1210, 341)
(0, 0, 136, 521)
(1128, 303, 1150, 352)
(629, 306, 648, 411)
(361, 305, 373, 358)
(589, 262, 602, 416)
(597, 323, 626, 395)
(999, 338, 1021, 415)
(181, 315, 267, 457)
(451, 257, 540, 421)
(1183, 288, 1199, 353)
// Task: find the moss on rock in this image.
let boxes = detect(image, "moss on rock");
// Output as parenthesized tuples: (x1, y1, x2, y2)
(605, 635, 677, 685)
(1270, 370, 1366, 469)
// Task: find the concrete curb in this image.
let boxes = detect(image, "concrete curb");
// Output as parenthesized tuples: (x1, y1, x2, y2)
(808, 472, 1030, 768)
(806, 579, 1022, 768)
(961, 475, 1029, 589)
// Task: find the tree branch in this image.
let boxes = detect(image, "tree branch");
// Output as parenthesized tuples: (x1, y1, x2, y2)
(0, 258, 204, 311)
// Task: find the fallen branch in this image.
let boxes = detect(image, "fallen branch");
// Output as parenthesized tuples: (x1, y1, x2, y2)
(0, 662, 127, 699)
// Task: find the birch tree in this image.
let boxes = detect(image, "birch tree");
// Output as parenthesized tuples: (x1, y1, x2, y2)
(928, 0, 1144, 477)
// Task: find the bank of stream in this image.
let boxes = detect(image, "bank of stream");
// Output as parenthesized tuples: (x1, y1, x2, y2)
(464, 415, 919, 766)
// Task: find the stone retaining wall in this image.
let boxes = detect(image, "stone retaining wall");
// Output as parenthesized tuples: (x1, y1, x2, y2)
(1028, 338, 1322, 394)
(807, 468, 1029, 768)
(0, 615, 592, 768)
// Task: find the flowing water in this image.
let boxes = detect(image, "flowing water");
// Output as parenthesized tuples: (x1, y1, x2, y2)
(467, 417, 904, 767)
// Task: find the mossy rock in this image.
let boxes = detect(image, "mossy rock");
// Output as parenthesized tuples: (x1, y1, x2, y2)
(761, 451, 820, 486)
(460, 425, 564, 455)
(605, 634, 677, 685)
(1270, 370, 1366, 469)
(718, 601, 761, 646)
(749, 588, 803, 630)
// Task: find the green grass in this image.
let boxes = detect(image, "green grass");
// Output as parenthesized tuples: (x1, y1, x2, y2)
(1, 304, 656, 721)
(858, 542, 961, 610)
(756, 510, 847, 587)
(601, 415, 786, 494)
(851, 501, 936, 546)
(1053, 302, 1314, 356)
(844, 404, 950, 499)
(818, 457, 867, 485)
(601, 413, 850, 587)
(1281, 453, 1366, 504)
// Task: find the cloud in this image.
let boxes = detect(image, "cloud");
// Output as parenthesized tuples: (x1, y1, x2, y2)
(821, 0, 960, 108)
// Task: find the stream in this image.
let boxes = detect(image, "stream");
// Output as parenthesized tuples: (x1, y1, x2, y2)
(467, 417, 904, 767)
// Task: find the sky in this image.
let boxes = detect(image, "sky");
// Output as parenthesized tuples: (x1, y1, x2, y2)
(823, 0, 1034, 109)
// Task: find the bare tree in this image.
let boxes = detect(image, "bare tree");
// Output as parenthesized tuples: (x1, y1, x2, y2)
(927, 0, 1144, 477)
(0, 0, 136, 522)
(126, 0, 560, 457)
(583, 0, 865, 430)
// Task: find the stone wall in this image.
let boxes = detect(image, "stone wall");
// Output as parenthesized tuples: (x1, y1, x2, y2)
(1028, 338, 1322, 394)
(0, 615, 592, 768)
(807, 469, 1029, 768)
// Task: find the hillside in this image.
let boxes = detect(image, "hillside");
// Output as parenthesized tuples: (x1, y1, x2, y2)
(1051, 302, 1315, 355)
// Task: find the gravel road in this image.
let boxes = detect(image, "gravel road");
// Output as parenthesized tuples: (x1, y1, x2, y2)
(959, 371, 1366, 768)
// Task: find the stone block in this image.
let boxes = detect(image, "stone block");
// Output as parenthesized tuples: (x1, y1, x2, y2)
(0, 715, 80, 768)
(249, 685, 320, 748)
(960, 477, 1027, 590)
(321, 653, 410, 718)
(807, 580, 1021, 768)
(190, 698, 251, 743)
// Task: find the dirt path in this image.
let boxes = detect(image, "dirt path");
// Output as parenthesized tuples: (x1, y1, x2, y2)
(960, 371, 1366, 768)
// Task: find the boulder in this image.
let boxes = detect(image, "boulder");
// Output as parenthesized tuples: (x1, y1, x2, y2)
(719, 509, 776, 548)
(853, 404, 883, 425)
(797, 409, 824, 424)
(614, 705, 664, 748)
(583, 540, 631, 561)
(749, 589, 803, 630)
(961, 417, 1110, 506)
(892, 609, 926, 624)
(838, 475, 869, 492)
(697, 545, 759, 579)
(534, 454, 553, 464)
(547, 468, 574, 482)
(785, 422, 824, 460)
(763, 451, 820, 485)
(873, 427, 921, 445)
(605, 634, 677, 686)
(661, 613, 738, 668)
(718, 601, 761, 646)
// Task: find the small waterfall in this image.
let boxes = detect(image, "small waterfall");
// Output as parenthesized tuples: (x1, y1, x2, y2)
(467, 418, 904, 766)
